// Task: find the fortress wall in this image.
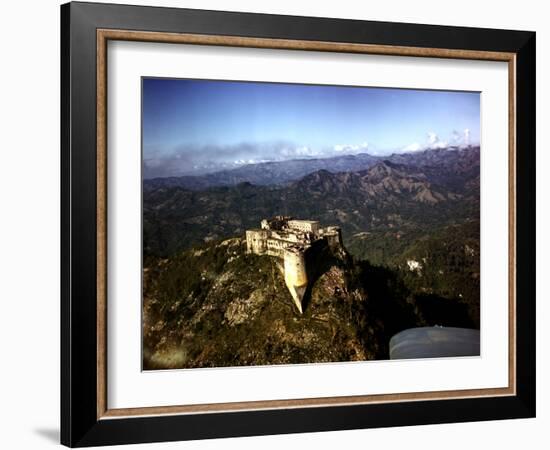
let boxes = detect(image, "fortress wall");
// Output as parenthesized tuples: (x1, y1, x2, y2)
(266, 237, 290, 255)
(288, 220, 319, 234)
(246, 230, 268, 254)
(284, 251, 308, 288)
(266, 248, 285, 258)
(246, 218, 344, 314)
(284, 250, 308, 313)
(325, 228, 343, 248)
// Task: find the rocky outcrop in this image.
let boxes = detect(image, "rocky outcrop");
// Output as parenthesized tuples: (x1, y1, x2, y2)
(142, 238, 383, 369)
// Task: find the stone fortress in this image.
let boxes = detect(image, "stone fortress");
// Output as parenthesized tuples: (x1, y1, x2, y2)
(245, 216, 343, 314)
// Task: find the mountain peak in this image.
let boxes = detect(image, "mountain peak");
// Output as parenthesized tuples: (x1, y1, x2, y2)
(143, 237, 387, 369)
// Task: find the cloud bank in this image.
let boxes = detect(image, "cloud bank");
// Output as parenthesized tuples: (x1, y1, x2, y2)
(144, 140, 372, 178)
(401, 129, 473, 153)
(144, 129, 477, 178)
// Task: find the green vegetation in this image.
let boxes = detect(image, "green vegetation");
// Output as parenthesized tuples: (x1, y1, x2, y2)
(347, 220, 480, 328)
(143, 233, 478, 369)
(143, 239, 381, 369)
(142, 149, 481, 368)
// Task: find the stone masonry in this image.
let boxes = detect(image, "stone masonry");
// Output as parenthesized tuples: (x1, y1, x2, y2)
(245, 216, 343, 313)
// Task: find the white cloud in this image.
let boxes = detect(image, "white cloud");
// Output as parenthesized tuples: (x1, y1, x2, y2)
(451, 128, 473, 148)
(402, 142, 422, 152)
(279, 145, 322, 158)
(452, 129, 461, 143)
(463, 128, 471, 146)
(401, 130, 460, 154)
(427, 132, 438, 146)
(332, 142, 369, 154)
(426, 131, 448, 149)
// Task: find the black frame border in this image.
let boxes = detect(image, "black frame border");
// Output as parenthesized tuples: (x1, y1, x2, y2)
(61, 2, 536, 447)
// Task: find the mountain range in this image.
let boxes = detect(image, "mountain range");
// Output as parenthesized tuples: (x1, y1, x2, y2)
(142, 146, 481, 368)
(143, 146, 478, 191)
(144, 152, 380, 191)
(143, 146, 479, 259)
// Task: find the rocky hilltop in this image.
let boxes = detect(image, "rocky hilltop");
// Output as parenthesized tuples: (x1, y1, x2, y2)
(143, 237, 420, 369)
(143, 231, 478, 370)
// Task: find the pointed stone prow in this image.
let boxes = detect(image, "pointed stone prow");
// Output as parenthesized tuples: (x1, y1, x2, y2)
(245, 216, 346, 315)
(287, 284, 306, 314)
(284, 247, 308, 314)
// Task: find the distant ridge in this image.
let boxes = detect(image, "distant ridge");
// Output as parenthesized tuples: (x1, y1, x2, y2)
(143, 146, 479, 191)
(143, 152, 380, 191)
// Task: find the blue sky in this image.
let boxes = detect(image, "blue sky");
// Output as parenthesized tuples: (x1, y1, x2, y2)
(143, 78, 480, 178)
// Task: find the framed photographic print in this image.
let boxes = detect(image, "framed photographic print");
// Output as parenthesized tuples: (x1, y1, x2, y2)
(60, 1, 536, 447)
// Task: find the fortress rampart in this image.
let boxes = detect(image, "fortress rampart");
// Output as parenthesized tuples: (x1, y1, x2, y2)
(245, 216, 343, 313)
(283, 248, 308, 314)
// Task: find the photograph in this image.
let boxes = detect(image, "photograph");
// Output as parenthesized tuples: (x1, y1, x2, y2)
(141, 78, 482, 370)
(54, 1, 537, 446)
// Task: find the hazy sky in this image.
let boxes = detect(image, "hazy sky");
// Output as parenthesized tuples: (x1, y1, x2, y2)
(143, 78, 480, 178)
